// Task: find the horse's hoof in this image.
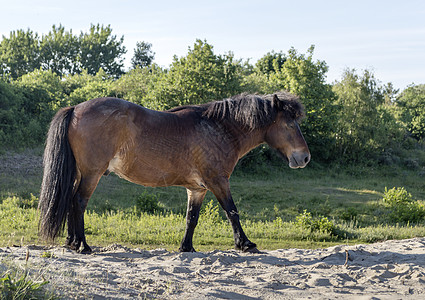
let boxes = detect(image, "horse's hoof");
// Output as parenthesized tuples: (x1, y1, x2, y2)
(237, 241, 259, 253)
(179, 246, 196, 253)
(77, 246, 92, 254)
(64, 243, 79, 251)
(64, 244, 73, 250)
(243, 246, 261, 254)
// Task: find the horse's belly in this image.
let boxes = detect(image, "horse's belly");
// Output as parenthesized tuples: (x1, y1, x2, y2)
(106, 156, 197, 188)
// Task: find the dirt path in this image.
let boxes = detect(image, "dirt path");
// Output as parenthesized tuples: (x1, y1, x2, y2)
(2, 238, 425, 299)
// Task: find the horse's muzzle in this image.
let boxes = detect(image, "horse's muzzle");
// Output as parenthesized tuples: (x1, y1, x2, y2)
(288, 151, 311, 169)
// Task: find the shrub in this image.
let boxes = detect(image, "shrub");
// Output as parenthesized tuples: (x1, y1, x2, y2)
(339, 207, 358, 221)
(381, 187, 425, 224)
(199, 199, 224, 225)
(295, 210, 336, 234)
(382, 186, 413, 206)
(135, 191, 163, 214)
(17, 194, 39, 209)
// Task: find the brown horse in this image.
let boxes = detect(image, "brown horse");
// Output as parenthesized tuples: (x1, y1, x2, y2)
(38, 92, 310, 253)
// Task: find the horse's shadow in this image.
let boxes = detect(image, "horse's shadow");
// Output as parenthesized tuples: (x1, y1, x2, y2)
(87, 244, 425, 271)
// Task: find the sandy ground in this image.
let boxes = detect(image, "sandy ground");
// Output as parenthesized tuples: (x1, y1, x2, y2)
(2, 238, 425, 299)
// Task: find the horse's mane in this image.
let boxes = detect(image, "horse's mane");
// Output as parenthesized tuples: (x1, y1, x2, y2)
(168, 92, 304, 131)
(203, 92, 304, 130)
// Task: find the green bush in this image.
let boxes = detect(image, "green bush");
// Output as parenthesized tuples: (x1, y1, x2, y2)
(135, 191, 163, 214)
(381, 187, 425, 224)
(66, 69, 116, 105)
(339, 207, 358, 221)
(199, 200, 224, 225)
(382, 186, 413, 206)
(397, 84, 425, 141)
(295, 210, 336, 234)
(17, 194, 39, 209)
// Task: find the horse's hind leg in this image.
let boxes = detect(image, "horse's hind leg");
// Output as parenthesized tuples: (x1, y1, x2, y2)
(66, 173, 102, 253)
(179, 188, 207, 252)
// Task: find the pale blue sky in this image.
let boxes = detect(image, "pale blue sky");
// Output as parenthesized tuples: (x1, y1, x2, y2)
(1, 0, 424, 90)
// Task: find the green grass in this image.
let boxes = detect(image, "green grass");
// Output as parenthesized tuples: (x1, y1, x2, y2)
(0, 259, 52, 300)
(0, 149, 425, 251)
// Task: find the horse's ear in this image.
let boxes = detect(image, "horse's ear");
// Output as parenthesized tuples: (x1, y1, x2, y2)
(273, 94, 280, 108)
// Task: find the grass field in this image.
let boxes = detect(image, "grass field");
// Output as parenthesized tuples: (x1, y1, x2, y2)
(0, 148, 424, 251)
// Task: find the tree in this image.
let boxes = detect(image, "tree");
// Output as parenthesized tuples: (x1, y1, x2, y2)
(131, 41, 155, 69)
(154, 39, 244, 108)
(0, 24, 127, 79)
(113, 64, 165, 109)
(39, 24, 79, 76)
(255, 50, 286, 75)
(78, 24, 126, 78)
(333, 69, 403, 162)
(0, 29, 40, 79)
(382, 82, 399, 105)
(396, 84, 425, 141)
(0, 80, 20, 143)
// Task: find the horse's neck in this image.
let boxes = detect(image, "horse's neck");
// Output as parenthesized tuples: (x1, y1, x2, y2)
(235, 128, 266, 159)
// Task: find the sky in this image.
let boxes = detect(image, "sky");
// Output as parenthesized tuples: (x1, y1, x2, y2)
(1, 0, 424, 91)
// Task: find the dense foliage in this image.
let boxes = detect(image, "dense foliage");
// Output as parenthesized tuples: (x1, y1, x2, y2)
(397, 84, 425, 141)
(0, 24, 126, 79)
(0, 25, 424, 167)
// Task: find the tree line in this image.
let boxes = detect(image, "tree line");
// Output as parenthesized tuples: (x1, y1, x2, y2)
(0, 24, 128, 79)
(0, 24, 424, 167)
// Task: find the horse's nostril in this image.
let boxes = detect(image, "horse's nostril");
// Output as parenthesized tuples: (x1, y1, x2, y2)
(302, 153, 310, 165)
(289, 152, 310, 169)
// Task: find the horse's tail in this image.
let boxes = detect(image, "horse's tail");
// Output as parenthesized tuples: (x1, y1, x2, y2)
(38, 106, 77, 241)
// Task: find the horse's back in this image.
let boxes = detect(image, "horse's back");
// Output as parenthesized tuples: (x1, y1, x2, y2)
(73, 97, 144, 118)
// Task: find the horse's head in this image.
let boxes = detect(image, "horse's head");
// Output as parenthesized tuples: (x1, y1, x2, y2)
(265, 94, 310, 169)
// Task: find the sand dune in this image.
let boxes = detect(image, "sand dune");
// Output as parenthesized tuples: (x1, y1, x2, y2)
(2, 238, 425, 299)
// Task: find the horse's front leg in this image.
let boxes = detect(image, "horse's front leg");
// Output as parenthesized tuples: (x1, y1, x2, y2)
(179, 188, 207, 252)
(209, 177, 258, 252)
